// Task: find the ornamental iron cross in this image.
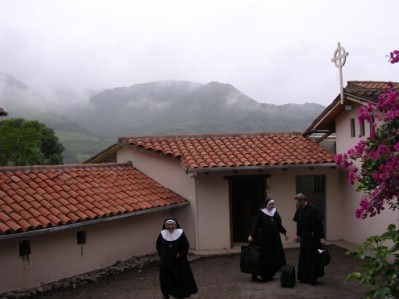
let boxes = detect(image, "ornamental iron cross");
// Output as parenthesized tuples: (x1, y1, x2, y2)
(331, 42, 349, 104)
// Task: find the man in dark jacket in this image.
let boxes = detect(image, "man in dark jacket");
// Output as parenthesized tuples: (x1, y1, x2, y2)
(293, 193, 326, 285)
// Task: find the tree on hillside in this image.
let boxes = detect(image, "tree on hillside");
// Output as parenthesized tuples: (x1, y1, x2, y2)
(336, 50, 399, 298)
(0, 118, 64, 166)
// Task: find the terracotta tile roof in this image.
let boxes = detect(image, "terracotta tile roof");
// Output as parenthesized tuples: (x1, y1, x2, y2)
(0, 163, 186, 235)
(344, 81, 399, 102)
(303, 81, 399, 136)
(119, 132, 335, 171)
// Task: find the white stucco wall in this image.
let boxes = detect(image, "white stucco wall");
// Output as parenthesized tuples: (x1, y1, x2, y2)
(0, 210, 178, 294)
(117, 148, 197, 248)
(336, 104, 363, 154)
(195, 173, 230, 250)
(335, 103, 398, 244)
(266, 167, 342, 242)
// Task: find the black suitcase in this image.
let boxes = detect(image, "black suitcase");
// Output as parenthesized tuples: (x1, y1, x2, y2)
(280, 265, 296, 288)
(240, 244, 261, 274)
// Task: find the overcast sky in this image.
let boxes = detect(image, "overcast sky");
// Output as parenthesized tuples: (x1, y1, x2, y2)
(0, 0, 398, 105)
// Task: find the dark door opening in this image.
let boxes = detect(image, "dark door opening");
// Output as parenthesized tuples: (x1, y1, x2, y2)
(229, 176, 266, 243)
(296, 175, 327, 235)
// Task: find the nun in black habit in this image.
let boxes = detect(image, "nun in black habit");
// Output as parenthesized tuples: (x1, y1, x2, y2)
(293, 193, 326, 285)
(248, 198, 289, 282)
(156, 218, 198, 299)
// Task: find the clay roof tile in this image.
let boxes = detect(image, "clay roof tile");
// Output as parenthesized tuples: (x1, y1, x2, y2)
(123, 133, 334, 170)
(0, 164, 187, 235)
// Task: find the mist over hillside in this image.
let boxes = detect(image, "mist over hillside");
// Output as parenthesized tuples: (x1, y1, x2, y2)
(0, 74, 326, 163)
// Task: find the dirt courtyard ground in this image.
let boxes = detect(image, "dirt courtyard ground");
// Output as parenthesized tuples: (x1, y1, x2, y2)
(32, 245, 370, 299)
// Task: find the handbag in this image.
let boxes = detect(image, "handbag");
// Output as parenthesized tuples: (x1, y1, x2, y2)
(317, 246, 331, 267)
(240, 243, 262, 274)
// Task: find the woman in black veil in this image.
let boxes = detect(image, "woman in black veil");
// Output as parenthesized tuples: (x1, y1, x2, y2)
(156, 217, 198, 299)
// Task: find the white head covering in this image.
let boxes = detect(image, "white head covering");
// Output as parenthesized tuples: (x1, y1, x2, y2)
(261, 199, 276, 216)
(161, 218, 183, 241)
(165, 219, 177, 226)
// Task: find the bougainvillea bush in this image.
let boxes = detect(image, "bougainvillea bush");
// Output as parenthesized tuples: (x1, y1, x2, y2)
(335, 74, 399, 218)
(336, 51, 399, 298)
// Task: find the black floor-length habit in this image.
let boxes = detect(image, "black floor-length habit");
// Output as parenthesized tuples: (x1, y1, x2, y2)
(156, 218, 198, 299)
(293, 203, 325, 284)
(250, 206, 287, 280)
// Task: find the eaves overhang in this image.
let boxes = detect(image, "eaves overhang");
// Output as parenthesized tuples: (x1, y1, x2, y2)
(185, 163, 337, 174)
(0, 201, 189, 241)
(83, 143, 122, 163)
(305, 99, 342, 135)
(303, 92, 375, 137)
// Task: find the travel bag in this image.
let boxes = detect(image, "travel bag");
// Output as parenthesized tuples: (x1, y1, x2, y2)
(240, 243, 261, 274)
(280, 265, 296, 288)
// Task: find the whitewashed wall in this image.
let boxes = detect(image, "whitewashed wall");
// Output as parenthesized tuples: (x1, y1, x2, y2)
(195, 173, 230, 250)
(267, 167, 341, 242)
(117, 148, 197, 248)
(0, 210, 179, 294)
(335, 103, 398, 244)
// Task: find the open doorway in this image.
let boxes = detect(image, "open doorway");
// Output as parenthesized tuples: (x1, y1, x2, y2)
(228, 175, 268, 245)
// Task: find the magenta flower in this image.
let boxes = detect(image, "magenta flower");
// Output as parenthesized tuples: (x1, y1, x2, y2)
(389, 50, 399, 64)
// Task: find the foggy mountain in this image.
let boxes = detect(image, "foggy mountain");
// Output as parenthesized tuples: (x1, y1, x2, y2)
(0, 74, 326, 163)
(71, 80, 324, 136)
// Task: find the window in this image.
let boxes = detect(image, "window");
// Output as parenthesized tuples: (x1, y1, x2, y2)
(19, 240, 31, 261)
(77, 231, 86, 244)
(314, 176, 325, 193)
(370, 115, 375, 135)
(360, 119, 365, 136)
(350, 118, 356, 137)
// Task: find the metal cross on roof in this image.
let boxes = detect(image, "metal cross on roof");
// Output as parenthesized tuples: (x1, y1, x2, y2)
(331, 42, 349, 104)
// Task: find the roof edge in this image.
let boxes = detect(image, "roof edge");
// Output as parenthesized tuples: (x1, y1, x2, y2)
(0, 162, 132, 173)
(303, 92, 375, 137)
(0, 201, 189, 240)
(118, 131, 304, 142)
(83, 143, 121, 164)
(186, 163, 337, 173)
